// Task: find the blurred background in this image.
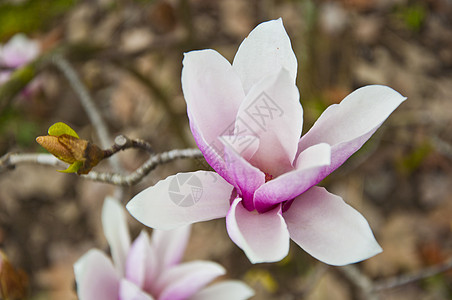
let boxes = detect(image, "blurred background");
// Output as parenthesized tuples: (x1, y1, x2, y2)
(0, 0, 451, 299)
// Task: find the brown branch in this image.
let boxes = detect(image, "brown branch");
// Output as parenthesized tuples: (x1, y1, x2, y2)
(102, 135, 154, 158)
(83, 148, 202, 186)
(0, 153, 66, 172)
(339, 265, 379, 300)
(373, 257, 452, 292)
(1, 135, 202, 186)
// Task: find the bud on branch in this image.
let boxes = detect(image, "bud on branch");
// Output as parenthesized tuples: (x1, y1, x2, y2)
(36, 122, 104, 175)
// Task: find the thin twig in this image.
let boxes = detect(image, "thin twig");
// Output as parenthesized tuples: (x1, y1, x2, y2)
(431, 135, 452, 161)
(0, 153, 66, 172)
(295, 264, 328, 298)
(102, 135, 153, 158)
(339, 265, 379, 300)
(0, 147, 203, 186)
(373, 257, 452, 292)
(83, 148, 202, 186)
(52, 55, 111, 150)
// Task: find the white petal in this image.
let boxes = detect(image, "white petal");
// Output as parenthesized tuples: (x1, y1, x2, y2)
(151, 225, 191, 274)
(74, 249, 119, 300)
(156, 261, 225, 300)
(283, 186, 382, 266)
(182, 49, 245, 182)
(119, 279, 155, 300)
(298, 85, 406, 175)
(127, 171, 234, 230)
(234, 67, 302, 175)
(189, 280, 254, 300)
(102, 196, 131, 276)
(226, 198, 290, 263)
(125, 231, 156, 292)
(183, 49, 244, 144)
(233, 18, 298, 94)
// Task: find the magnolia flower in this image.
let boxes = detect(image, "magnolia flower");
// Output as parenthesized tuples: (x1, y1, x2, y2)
(0, 33, 41, 96)
(74, 197, 254, 300)
(127, 19, 406, 265)
(0, 33, 40, 68)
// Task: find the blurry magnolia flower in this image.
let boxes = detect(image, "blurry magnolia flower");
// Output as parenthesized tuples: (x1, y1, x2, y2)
(0, 33, 40, 95)
(74, 197, 254, 300)
(0, 33, 40, 68)
(127, 19, 406, 265)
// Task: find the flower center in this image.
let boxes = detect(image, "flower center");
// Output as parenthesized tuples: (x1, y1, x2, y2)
(265, 172, 274, 182)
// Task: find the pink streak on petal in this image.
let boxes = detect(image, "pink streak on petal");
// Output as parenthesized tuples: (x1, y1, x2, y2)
(125, 231, 156, 292)
(235, 68, 302, 176)
(127, 171, 233, 230)
(188, 114, 233, 184)
(189, 280, 254, 300)
(233, 18, 298, 94)
(74, 249, 120, 300)
(283, 186, 382, 266)
(156, 261, 225, 300)
(119, 279, 155, 300)
(221, 138, 265, 211)
(226, 198, 290, 263)
(254, 143, 331, 212)
(298, 85, 406, 176)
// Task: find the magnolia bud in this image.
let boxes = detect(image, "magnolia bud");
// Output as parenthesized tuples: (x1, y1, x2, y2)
(36, 122, 105, 175)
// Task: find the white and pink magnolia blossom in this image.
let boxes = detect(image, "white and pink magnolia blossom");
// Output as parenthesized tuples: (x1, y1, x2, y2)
(0, 33, 40, 68)
(74, 197, 254, 300)
(0, 33, 40, 95)
(127, 19, 406, 265)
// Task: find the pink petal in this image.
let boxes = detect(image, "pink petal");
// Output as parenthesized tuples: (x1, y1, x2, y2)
(156, 261, 225, 300)
(189, 122, 233, 184)
(221, 138, 265, 211)
(74, 249, 120, 300)
(298, 85, 406, 176)
(234, 68, 302, 176)
(125, 231, 156, 292)
(189, 280, 254, 300)
(283, 186, 382, 266)
(151, 225, 191, 273)
(254, 143, 331, 212)
(233, 18, 298, 94)
(226, 198, 290, 263)
(182, 49, 245, 181)
(127, 171, 234, 230)
(219, 135, 259, 162)
(102, 196, 131, 277)
(1, 33, 39, 68)
(119, 279, 155, 300)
